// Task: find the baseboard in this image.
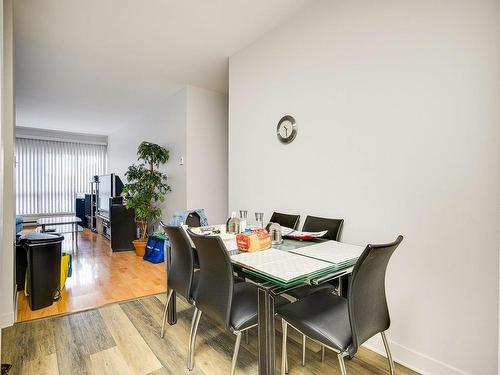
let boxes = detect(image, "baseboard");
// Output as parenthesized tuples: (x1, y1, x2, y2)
(0, 311, 14, 330)
(364, 337, 470, 375)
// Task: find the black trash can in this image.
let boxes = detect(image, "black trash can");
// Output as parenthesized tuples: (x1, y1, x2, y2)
(20, 232, 64, 310)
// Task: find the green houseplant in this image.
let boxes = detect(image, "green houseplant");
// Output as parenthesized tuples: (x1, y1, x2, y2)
(123, 141, 171, 256)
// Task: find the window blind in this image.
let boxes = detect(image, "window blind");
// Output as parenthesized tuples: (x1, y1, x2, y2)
(15, 137, 107, 215)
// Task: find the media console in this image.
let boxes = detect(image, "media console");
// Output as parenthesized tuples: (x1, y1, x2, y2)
(97, 197, 136, 252)
(76, 174, 136, 252)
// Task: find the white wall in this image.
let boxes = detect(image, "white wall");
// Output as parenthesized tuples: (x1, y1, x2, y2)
(107, 86, 229, 224)
(229, 1, 500, 374)
(0, 0, 15, 346)
(107, 88, 188, 221)
(186, 86, 228, 223)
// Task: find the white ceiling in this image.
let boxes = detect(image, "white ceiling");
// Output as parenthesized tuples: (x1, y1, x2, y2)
(14, 0, 313, 134)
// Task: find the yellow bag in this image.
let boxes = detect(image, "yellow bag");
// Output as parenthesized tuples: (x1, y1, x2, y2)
(60, 253, 71, 290)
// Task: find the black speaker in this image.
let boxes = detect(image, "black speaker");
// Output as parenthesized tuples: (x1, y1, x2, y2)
(84, 194, 92, 216)
(75, 197, 86, 227)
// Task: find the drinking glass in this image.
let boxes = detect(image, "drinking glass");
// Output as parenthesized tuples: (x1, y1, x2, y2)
(255, 212, 264, 228)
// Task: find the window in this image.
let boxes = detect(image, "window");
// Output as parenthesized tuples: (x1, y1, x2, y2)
(15, 137, 107, 215)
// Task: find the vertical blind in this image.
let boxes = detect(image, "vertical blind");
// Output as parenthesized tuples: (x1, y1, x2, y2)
(15, 137, 107, 215)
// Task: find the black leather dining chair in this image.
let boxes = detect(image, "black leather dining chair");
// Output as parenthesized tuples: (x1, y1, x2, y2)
(302, 215, 344, 241)
(285, 215, 345, 365)
(287, 215, 345, 300)
(184, 211, 202, 268)
(187, 231, 289, 375)
(304, 215, 347, 297)
(278, 235, 403, 375)
(269, 212, 301, 230)
(159, 224, 199, 339)
(185, 211, 201, 227)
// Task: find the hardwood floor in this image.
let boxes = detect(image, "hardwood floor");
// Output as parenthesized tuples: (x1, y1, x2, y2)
(17, 229, 166, 322)
(2, 295, 420, 375)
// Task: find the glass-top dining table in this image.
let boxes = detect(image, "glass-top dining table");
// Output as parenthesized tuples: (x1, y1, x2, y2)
(166, 235, 359, 375)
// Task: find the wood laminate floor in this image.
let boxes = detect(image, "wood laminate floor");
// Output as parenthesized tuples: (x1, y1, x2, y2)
(17, 229, 166, 322)
(2, 295, 420, 375)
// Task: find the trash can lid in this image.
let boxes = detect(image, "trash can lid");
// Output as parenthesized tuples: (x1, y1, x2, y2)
(20, 232, 64, 244)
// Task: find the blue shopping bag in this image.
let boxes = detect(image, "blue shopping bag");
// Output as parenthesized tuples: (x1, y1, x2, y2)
(143, 235, 165, 264)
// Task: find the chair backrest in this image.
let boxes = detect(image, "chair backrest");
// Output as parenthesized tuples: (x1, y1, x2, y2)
(160, 223, 195, 300)
(186, 211, 201, 227)
(269, 212, 300, 230)
(302, 215, 344, 241)
(188, 231, 234, 328)
(347, 235, 403, 354)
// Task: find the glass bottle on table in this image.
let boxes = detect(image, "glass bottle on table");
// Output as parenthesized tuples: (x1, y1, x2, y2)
(255, 212, 264, 229)
(239, 210, 248, 233)
(227, 212, 240, 234)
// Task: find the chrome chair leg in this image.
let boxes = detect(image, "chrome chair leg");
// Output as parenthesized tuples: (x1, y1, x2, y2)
(337, 352, 347, 375)
(244, 330, 249, 345)
(187, 308, 202, 371)
(160, 290, 174, 338)
(321, 345, 325, 362)
(301, 334, 306, 366)
(337, 278, 342, 296)
(381, 331, 396, 375)
(231, 331, 242, 375)
(281, 320, 288, 375)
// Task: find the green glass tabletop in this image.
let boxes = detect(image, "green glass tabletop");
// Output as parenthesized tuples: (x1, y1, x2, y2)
(231, 239, 356, 289)
(273, 238, 318, 251)
(239, 263, 350, 288)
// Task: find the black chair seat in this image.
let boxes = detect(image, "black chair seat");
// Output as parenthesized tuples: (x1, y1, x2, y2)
(230, 282, 289, 331)
(278, 291, 352, 352)
(286, 283, 336, 300)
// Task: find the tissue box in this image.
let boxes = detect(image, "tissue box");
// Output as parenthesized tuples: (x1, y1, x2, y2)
(236, 229, 272, 252)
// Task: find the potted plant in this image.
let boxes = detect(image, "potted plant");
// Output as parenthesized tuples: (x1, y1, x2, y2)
(123, 141, 171, 256)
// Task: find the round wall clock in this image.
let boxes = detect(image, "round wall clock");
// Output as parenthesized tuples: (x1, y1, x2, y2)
(276, 115, 297, 144)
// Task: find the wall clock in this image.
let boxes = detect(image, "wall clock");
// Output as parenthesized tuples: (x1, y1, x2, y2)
(276, 115, 297, 144)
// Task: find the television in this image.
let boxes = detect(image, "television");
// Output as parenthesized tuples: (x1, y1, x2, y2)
(97, 174, 124, 219)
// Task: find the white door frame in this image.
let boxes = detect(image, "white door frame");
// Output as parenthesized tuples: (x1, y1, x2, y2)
(0, 0, 15, 358)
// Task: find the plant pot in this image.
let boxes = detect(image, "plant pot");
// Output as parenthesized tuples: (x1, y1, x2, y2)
(132, 239, 147, 257)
